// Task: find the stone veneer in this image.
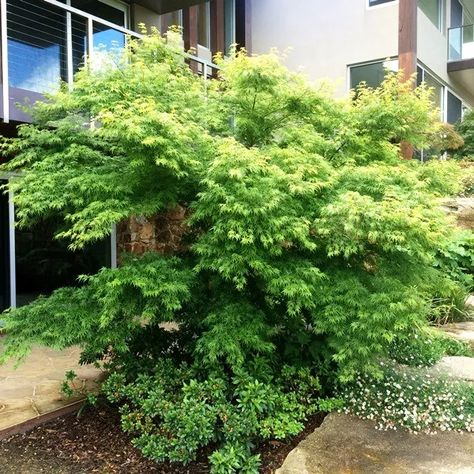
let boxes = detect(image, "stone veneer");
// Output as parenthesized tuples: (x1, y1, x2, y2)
(116, 205, 189, 258)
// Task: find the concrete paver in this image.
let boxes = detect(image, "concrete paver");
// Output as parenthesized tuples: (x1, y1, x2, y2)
(0, 342, 104, 435)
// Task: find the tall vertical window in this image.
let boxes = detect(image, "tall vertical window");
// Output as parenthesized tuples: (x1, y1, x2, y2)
(0, 180, 10, 312)
(418, 0, 444, 31)
(416, 66, 444, 119)
(447, 91, 463, 124)
(198, 1, 211, 48)
(224, 0, 236, 55)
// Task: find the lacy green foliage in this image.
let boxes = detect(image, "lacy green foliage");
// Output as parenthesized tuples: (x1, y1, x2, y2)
(103, 361, 321, 473)
(340, 364, 474, 433)
(455, 109, 474, 160)
(0, 34, 470, 470)
(0, 254, 195, 365)
(389, 328, 472, 367)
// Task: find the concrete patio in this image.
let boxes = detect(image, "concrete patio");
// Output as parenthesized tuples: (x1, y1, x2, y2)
(0, 340, 104, 438)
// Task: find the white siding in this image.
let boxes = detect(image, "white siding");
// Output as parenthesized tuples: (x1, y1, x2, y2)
(248, 0, 398, 97)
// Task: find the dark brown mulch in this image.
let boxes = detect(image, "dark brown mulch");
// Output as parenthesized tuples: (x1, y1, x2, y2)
(0, 404, 326, 473)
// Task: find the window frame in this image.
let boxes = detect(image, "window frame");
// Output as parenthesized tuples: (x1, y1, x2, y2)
(69, 0, 129, 28)
(367, 0, 397, 9)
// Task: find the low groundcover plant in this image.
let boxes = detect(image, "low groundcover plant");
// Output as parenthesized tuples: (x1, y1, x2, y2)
(340, 363, 474, 434)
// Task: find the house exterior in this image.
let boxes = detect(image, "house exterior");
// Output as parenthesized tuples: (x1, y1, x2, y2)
(1, 0, 473, 312)
(247, 0, 474, 125)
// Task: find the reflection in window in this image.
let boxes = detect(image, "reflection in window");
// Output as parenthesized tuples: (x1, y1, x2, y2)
(416, 66, 444, 119)
(198, 1, 211, 48)
(447, 91, 462, 124)
(7, 0, 67, 93)
(224, 0, 236, 55)
(350, 59, 398, 90)
(71, 0, 128, 72)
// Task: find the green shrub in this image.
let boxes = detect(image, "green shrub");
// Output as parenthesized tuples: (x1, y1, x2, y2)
(340, 364, 474, 433)
(103, 361, 321, 472)
(455, 109, 474, 160)
(0, 32, 471, 470)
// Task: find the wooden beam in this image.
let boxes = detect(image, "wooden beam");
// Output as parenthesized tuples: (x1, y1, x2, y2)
(183, 5, 198, 52)
(398, 0, 417, 159)
(398, 0, 417, 84)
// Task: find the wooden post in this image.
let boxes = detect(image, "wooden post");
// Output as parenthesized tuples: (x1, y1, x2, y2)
(183, 5, 199, 71)
(398, 0, 417, 159)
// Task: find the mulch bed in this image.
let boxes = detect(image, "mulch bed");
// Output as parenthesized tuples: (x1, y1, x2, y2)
(0, 403, 325, 473)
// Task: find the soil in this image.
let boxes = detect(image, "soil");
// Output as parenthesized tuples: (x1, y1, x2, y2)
(0, 403, 325, 473)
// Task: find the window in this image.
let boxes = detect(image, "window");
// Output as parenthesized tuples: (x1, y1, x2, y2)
(349, 59, 398, 90)
(224, 0, 236, 55)
(368, 0, 396, 6)
(71, 0, 129, 72)
(71, 0, 128, 27)
(0, 180, 10, 312)
(198, 1, 211, 48)
(447, 91, 463, 124)
(418, 0, 444, 31)
(416, 66, 444, 119)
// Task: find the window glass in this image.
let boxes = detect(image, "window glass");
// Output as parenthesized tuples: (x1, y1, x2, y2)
(0, 180, 10, 312)
(350, 59, 398, 89)
(419, 0, 443, 30)
(15, 216, 111, 307)
(224, 0, 236, 55)
(8, 0, 67, 93)
(368, 0, 395, 6)
(198, 1, 210, 48)
(447, 91, 462, 124)
(423, 71, 443, 112)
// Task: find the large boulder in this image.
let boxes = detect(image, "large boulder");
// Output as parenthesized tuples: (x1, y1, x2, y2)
(441, 197, 474, 230)
(276, 413, 474, 474)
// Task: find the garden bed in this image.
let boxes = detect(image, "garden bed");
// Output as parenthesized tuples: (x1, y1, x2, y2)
(0, 403, 325, 473)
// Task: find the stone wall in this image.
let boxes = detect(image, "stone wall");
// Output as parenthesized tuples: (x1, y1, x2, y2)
(116, 205, 189, 258)
(441, 197, 474, 231)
